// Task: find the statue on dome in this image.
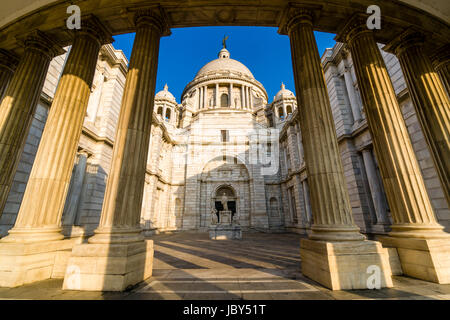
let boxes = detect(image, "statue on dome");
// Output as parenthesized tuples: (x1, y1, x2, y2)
(222, 35, 229, 49)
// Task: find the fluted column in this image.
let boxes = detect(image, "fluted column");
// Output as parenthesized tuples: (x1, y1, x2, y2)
(432, 44, 450, 95)
(215, 83, 219, 107)
(62, 151, 89, 227)
(229, 83, 234, 107)
(0, 49, 19, 101)
(384, 30, 450, 206)
(343, 66, 362, 123)
(0, 31, 63, 218)
(284, 10, 363, 241)
(361, 148, 388, 224)
(88, 10, 167, 244)
(337, 16, 447, 239)
(1, 17, 113, 243)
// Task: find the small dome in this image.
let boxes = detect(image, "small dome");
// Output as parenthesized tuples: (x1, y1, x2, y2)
(195, 48, 254, 79)
(155, 84, 176, 102)
(274, 83, 295, 101)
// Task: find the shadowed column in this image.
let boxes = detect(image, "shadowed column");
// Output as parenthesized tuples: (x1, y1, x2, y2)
(337, 14, 450, 284)
(0, 32, 62, 218)
(279, 7, 392, 290)
(0, 49, 19, 101)
(63, 8, 171, 291)
(432, 44, 450, 95)
(384, 30, 450, 206)
(1, 17, 113, 243)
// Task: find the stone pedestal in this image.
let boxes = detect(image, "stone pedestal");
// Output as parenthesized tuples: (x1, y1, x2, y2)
(62, 240, 153, 291)
(209, 225, 242, 240)
(379, 236, 450, 284)
(209, 210, 242, 240)
(300, 239, 393, 290)
(0, 239, 74, 287)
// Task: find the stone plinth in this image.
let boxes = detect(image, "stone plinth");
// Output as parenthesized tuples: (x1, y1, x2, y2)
(209, 225, 242, 240)
(62, 240, 154, 291)
(379, 236, 450, 284)
(300, 239, 393, 290)
(0, 239, 74, 287)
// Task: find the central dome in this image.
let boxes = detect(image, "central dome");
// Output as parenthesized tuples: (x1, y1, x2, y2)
(195, 48, 254, 79)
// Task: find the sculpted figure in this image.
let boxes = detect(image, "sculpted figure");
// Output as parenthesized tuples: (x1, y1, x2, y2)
(211, 208, 218, 225)
(221, 192, 228, 211)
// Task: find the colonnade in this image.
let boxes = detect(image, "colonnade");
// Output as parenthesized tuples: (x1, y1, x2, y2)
(0, 6, 448, 290)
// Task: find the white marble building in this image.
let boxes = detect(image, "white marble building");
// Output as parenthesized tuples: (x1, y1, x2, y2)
(0, 40, 448, 240)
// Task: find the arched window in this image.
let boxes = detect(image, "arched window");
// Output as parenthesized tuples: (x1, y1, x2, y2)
(157, 106, 163, 115)
(286, 105, 292, 115)
(278, 107, 284, 120)
(221, 93, 229, 108)
(165, 108, 171, 121)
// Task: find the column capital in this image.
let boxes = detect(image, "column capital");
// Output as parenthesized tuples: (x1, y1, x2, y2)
(431, 44, 450, 71)
(131, 7, 171, 37)
(278, 5, 322, 35)
(0, 49, 19, 73)
(71, 15, 114, 46)
(16, 30, 65, 59)
(335, 13, 374, 45)
(383, 28, 427, 56)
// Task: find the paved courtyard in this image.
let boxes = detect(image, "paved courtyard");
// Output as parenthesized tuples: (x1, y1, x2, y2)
(0, 232, 449, 300)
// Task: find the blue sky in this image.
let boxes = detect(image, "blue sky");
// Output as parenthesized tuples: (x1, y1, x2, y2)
(112, 26, 336, 103)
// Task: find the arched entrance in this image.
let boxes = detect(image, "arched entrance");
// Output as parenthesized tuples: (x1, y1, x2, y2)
(199, 156, 251, 228)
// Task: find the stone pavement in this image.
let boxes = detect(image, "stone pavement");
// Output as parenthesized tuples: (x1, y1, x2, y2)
(0, 232, 449, 300)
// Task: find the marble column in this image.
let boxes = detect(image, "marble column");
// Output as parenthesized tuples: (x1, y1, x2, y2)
(0, 31, 63, 219)
(63, 9, 170, 291)
(302, 179, 312, 223)
(338, 14, 450, 284)
(343, 66, 362, 123)
(384, 30, 450, 206)
(215, 83, 219, 107)
(280, 8, 392, 290)
(241, 85, 245, 109)
(0, 18, 111, 288)
(229, 83, 234, 107)
(0, 49, 19, 101)
(62, 151, 89, 228)
(2, 18, 112, 244)
(203, 85, 207, 108)
(199, 86, 203, 109)
(249, 87, 253, 109)
(361, 148, 388, 225)
(432, 44, 450, 95)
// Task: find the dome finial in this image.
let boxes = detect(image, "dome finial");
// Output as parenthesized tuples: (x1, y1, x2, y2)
(281, 82, 285, 90)
(222, 35, 229, 49)
(164, 83, 168, 91)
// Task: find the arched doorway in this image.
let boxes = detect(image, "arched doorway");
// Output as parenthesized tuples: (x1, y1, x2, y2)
(213, 185, 237, 222)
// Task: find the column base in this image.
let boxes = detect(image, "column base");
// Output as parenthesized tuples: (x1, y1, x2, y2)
(300, 239, 393, 290)
(379, 236, 450, 284)
(62, 240, 154, 291)
(0, 239, 75, 287)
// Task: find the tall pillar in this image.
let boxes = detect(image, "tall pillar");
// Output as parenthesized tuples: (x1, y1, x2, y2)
(0, 17, 112, 287)
(63, 9, 170, 291)
(246, 86, 250, 108)
(203, 85, 207, 108)
(240, 85, 245, 109)
(249, 87, 253, 109)
(199, 86, 203, 109)
(384, 30, 450, 206)
(343, 65, 362, 123)
(432, 44, 450, 95)
(229, 83, 234, 107)
(296, 122, 304, 165)
(0, 49, 19, 101)
(215, 83, 219, 107)
(0, 32, 63, 219)
(302, 179, 312, 224)
(62, 151, 89, 232)
(280, 8, 392, 290)
(338, 14, 450, 284)
(361, 148, 388, 225)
